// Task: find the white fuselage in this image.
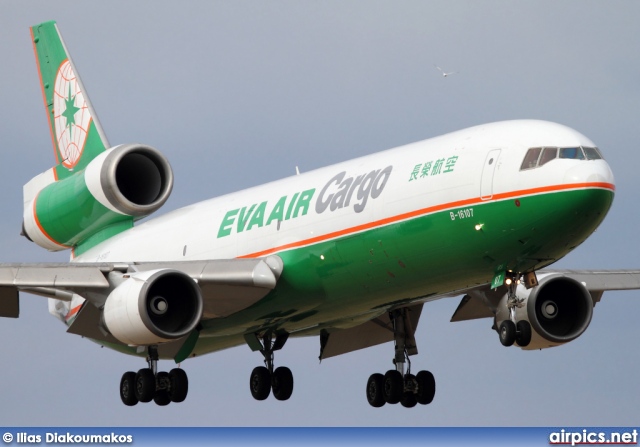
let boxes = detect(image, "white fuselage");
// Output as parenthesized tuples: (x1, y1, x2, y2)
(74, 120, 614, 265)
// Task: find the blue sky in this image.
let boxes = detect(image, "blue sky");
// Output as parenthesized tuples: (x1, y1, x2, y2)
(0, 1, 639, 426)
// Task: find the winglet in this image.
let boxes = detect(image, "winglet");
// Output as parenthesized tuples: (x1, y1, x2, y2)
(30, 21, 110, 179)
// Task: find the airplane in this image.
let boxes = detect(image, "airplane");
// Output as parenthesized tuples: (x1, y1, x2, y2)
(2, 20, 639, 409)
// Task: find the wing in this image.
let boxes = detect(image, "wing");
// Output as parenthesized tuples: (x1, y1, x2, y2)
(316, 269, 640, 360)
(0, 256, 283, 358)
(450, 269, 640, 323)
(0, 256, 282, 308)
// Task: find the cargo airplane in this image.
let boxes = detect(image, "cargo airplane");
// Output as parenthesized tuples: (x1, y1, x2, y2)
(3, 21, 639, 408)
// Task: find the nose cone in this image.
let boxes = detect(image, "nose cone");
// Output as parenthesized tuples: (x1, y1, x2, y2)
(552, 160, 615, 255)
(563, 159, 615, 190)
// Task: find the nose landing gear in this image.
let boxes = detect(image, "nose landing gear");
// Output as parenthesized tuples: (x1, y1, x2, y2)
(497, 271, 533, 347)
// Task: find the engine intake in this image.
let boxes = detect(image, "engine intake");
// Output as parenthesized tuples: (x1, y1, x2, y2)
(527, 275, 593, 344)
(93, 144, 173, 217)
(496, 273, 594, 349)
(102, 269, 203, 346)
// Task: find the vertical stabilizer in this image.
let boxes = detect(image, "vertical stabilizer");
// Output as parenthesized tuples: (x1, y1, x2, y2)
(30, 21, 110, 179)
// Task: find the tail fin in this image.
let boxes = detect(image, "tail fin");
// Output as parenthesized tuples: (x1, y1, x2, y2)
(24, 22, 174, 256)
(30, 21, 109, 179)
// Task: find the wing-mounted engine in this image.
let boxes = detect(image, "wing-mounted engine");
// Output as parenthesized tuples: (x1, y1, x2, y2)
(495, 273, 594, 350)
(102, 269, 203, 346)
(22, 144, 173, 253)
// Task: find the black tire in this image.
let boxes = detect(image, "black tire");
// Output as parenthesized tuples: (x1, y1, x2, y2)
(383, 370, 403, 404)
(272, 366, 294, 401)
(169, 368, 189, 403)
(153, 389, 171, 406)
(401, 392, 417, 408)
(120, 371, 138, 406)
(516, 320, 532, 347)
(366, 373, 385, 408)
(499, 320, 516, 347)
(250, 366, 271, 401)
(135, 368, 155, 403)
(416, 370, 436, 405)
(156, 371, 170, 391)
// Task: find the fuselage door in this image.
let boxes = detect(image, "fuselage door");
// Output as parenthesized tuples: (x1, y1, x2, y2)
(480, 149, 501, 200)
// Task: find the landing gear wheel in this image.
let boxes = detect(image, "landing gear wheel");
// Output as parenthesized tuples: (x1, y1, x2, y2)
(401, 392, 417, 408)
(516, 320, 532, 347)
(416, 370, 436, 405)
(154, 389, 171, 406)
(383, 370, 403, 404)
(155, 371, 170, 406)
(135, 368, 155, 403)
(120, 371, 138, 406)
(156, 371, 170, 391)
(366, 373, 386, 408)
(272, 366, 294, 401)
(169, 368, 189, 403)
(250, 366, 271, 401)
(499, 320, 516, 347)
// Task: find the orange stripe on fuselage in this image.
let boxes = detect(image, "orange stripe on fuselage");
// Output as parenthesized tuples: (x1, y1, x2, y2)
(238, 182, 615, 259)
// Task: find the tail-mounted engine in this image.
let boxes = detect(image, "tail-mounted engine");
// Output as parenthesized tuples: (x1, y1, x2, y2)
(22, 144, 173, 252)
(102, 269, 203, 346)
(495, 273, 594, 350)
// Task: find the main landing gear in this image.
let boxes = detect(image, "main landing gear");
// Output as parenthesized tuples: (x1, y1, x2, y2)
(119, 345, 189, 406)
(249, 331, 294, 401)
(497, 271, 533, 348)
(366, 308, 436, 408)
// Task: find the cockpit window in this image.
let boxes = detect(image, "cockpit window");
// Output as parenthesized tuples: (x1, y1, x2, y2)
(583, 147, 603, 160)
(538, 147, 558, 166)
(559, 147, 585, 160)
(520, 147, 542, 170)
(519, 146, 604, 171)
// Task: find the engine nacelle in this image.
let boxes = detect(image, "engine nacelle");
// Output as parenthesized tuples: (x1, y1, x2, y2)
(495, 273, 594, 350)
(23, 144, 173, 251)
(102, 269, 203, 346)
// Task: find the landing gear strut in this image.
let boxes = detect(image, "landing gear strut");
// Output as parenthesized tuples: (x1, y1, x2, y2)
(366, 308, 436, 408)
(249, 331, 294, 401)
(119, 345, 189, 406)
(498, 271, 532, 347)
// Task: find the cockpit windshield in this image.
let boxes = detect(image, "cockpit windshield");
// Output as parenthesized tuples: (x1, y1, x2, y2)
(520, 146, 603, 171)
(559, 147, 585, 160)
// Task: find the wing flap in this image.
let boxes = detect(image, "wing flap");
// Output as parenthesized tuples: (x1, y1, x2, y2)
(450, 294, 495, 322)
(320, 304, 423, 360)
(0, 287, 19, 318)
(0, 264, 111, 288)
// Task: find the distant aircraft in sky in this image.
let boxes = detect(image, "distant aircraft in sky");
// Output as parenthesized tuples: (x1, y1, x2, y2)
(434, 64, 458, 77)
(3, 21, 639, 409)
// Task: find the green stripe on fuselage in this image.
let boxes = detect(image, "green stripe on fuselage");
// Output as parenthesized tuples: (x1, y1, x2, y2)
(197, 188, 613, 343)
(96, 188, 613, 360)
